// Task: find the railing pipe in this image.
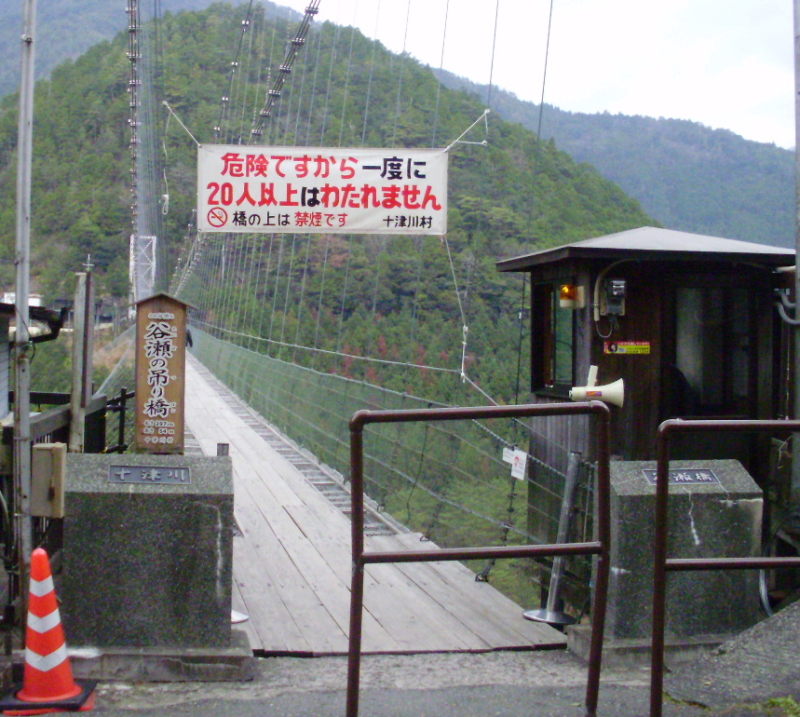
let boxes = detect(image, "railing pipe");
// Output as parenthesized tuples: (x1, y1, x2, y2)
(116, 387, 128, 451)
(346, 401, 611, 717)
(346, 419, 365, 717)
(650, 417, 800, 717)
(587, 404, 611, 717)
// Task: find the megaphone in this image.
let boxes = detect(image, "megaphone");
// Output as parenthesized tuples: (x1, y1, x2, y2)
(569, 365, 624, 407)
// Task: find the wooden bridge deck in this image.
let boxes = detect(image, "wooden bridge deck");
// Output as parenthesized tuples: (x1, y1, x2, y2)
(185, 354, 566, 655)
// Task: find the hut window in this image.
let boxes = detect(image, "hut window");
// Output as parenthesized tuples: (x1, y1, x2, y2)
(674, 287, 750, 416)
(535, 283, 574, 390)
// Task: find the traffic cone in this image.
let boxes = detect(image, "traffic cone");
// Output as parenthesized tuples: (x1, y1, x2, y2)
(0, 548, 95, 715)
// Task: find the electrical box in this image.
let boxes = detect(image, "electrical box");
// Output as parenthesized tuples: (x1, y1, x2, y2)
(31, 442, 66, 518)
(600, 278, 627, 316)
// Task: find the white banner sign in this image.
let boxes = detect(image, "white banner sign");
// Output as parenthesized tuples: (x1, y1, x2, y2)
(197, 144, 448, 235)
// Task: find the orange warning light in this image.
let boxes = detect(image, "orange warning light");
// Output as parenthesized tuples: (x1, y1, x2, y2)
(559, 284, 585, 309)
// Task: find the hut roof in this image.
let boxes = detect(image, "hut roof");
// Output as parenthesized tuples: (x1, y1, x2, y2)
(497, 226, 795, 273)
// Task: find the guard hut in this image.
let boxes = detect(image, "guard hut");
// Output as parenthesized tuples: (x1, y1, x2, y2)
(497, 227, 793, 639)
(498, 226, 793, 495)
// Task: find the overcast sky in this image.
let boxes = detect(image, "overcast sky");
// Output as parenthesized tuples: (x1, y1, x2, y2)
(276, 0, 795, 148)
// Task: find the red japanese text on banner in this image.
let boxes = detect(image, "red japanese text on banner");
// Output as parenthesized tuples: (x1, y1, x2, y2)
(197, 145, 448, 235)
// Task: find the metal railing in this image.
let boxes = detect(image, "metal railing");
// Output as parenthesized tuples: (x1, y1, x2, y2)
(346, 401, 612, 717)
(4, 392, 108, 451)
(650, 418, 800, 717)
(104, 387, 135, 453)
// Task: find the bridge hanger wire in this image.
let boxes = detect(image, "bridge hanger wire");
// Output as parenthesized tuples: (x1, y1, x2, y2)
(267, 234, 285, 356)
(242, 232, 260, 345)
(311, 236, 331, 369)
(249, 9, 290, 347)
(282, 7, 328, 357)
(390, 0, 413, 147)
(402, 241, 426, 391)
(335, 236, 355, 365)
(234, 8, 288, 342)
(430, 0, 450, 148)
(250, 5, 270, 140)
(291, 234, 315, 362)
(337, 1, 361, 148)
(355, 2, 387, 365)
(319, 8, 343, 144)
(231, 11, 289, 338)
(187, 0, 519, 395)
(485, 0, 501, 110)
(242, 9, 298, 342)
(205, 0, 236, 333)
(215, 0, 255, 142)
(291, 16, 316, 142)
(332, 5, 361, 371)
(361, 0, 382, 145)
(278, 235, 299, 356)
(237, 12, 257, 143)
(257, 234, 277, 347)
(155, 4, 169, 289)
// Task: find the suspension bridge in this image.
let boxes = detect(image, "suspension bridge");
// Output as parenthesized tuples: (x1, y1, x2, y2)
(183, 351, 565, 653)
(98, 0, 585, 655)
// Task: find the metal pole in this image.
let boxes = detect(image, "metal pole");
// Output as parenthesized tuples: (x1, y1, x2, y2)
(14, 0, 38, 614)
(83, 258, 95, 404)
(585, 408, 611, 717)
(793, 0, 800, 499)
(546, 453, 581, 613)
(69, 273, 87, 453)
(346, 420, 365, 717)
(117, 387, 128, 451)
(523, 450, 581, 626)
(649, 423, 672, 717)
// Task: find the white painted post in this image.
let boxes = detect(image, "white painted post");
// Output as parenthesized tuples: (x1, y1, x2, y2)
(69, 274, 87, 453)
(14, 0, 38, 603)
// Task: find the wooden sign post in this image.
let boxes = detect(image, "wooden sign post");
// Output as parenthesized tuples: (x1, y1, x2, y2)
(134, 293, 189, 454)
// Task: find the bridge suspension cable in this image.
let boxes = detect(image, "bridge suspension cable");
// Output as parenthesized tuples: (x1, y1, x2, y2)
(251, 1, 320, 141)
(146, 1, 584, 604)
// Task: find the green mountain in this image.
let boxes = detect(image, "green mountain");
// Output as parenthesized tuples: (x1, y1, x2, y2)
(5, 3, 790, 250)
(0, 3, 653, 609)
(436, 71, 795, 248)
(0, 3, 651, 293)
(0, 0, 272, 98)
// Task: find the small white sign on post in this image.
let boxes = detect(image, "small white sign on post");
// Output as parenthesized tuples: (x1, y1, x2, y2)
(510, 449, 528, 480)
(502, 447, 528, 480)
(197, 144, 448, 235)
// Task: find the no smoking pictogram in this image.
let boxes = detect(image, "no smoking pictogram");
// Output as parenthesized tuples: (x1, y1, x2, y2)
(207, 207, 228, 228)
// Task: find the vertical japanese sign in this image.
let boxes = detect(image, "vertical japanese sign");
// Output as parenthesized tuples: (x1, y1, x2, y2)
(197, 144, 448, 235)
(134, 294, 187, 454)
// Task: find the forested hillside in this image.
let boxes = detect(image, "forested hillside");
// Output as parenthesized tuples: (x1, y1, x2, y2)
(437, 71, 795, 248)
(0, 2, 657, 609)
(5, 3, 789, 250)
(0, 2, 653, 404)
(0, 0, 247, 97)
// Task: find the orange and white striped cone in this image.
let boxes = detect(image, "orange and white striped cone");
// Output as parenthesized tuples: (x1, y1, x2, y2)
(0, 548, 95, 715)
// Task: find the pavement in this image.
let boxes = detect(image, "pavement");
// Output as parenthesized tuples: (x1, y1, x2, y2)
(82, 603, 800, 717)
